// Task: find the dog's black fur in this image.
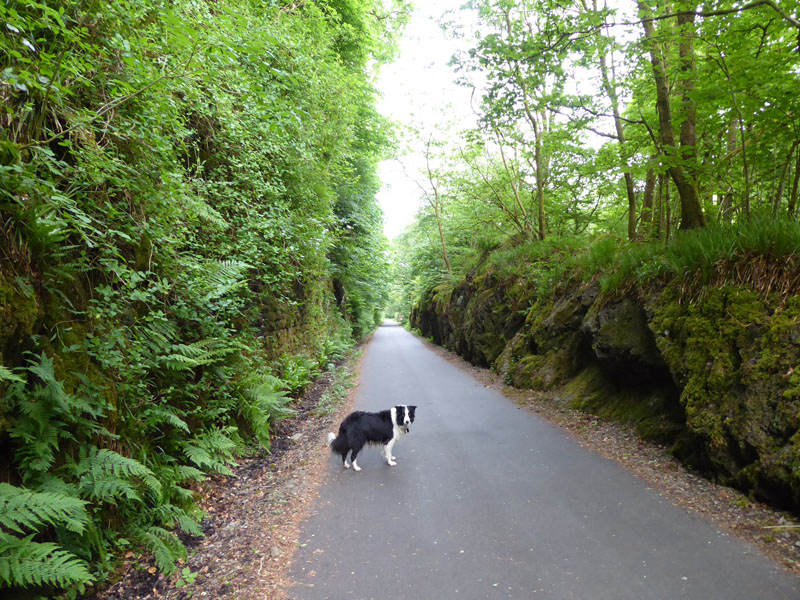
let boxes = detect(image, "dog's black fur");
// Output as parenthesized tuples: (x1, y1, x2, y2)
(328, 405, 416, 471)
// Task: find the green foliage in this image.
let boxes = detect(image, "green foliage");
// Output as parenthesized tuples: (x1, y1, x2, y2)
(665, 217, 800, 279)
(175, 566, 198, 588)
(0, 0, 401, 595)
(0, 483, 87, 536)
(237, 372, 293, 450)
(274, 355, 320, 397)
(404, 214, 800, 328)
(136, 526, 186, 575)
(0, 533, 93, 590)
(0, 483, 93, 590)
(314, 354, 359, 417)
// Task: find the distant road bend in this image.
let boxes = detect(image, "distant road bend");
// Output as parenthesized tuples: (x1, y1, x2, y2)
(288, 322, 800, 599)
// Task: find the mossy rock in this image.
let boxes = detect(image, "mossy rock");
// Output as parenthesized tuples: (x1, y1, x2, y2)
(649, 283, 800, 509)
(561, 365, 684, 444)
(0, 271, 40, 348)
(581, 294, 669, 383)
(508, 346, 579, 390)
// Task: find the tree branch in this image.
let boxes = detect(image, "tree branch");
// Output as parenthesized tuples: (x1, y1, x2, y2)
(614, 0, 800, 32)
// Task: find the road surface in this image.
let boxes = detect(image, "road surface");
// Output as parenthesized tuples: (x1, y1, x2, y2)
(287, 322, 800, 599)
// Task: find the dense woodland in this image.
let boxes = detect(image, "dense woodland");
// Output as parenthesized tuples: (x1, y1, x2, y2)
(2, 0, 800, 597)
(0, 0, 405, 596)
(392, 0, 800, 312)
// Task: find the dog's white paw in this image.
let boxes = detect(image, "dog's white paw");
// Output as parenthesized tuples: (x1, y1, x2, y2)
(343, 462, 350, 469)
(353, 463, 361, 472)
(387, 459, 397, 466)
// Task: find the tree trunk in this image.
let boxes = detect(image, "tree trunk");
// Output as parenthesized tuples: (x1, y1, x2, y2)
(665, 175, 672, 242)
(503, 11, 547, 241)
(720, 118, 737, 223)
(641, 167, 656, 238)
(533, 122, 546, 241)
(424, 139, 451, 274)
(637, 0, 706, 230)
(656, 172, 666, 239)
(789, 148, 800, 218)
(774, 141, 798, 217)
(590, 0, 638, 239)
(491, 126, 531, 236)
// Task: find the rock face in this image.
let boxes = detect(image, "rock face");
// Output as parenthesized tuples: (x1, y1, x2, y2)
(411, 274, 800, 514)
(410, 271, 527, 368)
(582, 297, 664, 380)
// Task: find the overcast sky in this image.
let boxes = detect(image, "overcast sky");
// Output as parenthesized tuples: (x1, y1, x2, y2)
(375, 1, 477, 239)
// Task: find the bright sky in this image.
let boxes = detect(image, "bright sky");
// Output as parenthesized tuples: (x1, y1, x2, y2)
(375, 1, 477, 239)
(374, 1, 640, 240)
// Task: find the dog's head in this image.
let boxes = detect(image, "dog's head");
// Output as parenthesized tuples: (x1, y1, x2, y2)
(395, 404, 417, 432)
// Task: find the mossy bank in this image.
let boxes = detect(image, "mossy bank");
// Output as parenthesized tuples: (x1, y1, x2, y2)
(411, 248, 800, 515)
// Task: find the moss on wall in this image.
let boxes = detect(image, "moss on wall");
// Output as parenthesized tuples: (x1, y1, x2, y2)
(411, 265, 800, 513)
(649, 284, 800, 508)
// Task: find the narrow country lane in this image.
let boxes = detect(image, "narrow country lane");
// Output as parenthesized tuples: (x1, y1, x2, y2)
(286, 323, 800, 599)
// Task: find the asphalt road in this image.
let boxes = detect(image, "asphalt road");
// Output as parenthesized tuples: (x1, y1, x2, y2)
(287, 322, 800, 599)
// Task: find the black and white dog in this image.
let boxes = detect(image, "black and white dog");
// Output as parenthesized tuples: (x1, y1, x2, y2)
(327, 405, 417, 472)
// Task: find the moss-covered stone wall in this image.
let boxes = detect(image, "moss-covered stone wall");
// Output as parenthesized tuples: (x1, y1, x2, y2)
(411, 271, 800, 514)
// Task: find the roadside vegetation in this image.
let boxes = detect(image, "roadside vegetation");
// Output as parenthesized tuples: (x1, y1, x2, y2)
(390, 0, 800, 317)
(0, 0, 405, 597)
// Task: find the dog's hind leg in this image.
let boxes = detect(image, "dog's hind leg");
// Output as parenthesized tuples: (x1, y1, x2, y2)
(349, 442, 364, 472)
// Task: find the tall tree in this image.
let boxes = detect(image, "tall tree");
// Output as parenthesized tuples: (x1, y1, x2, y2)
(636, 0, 706, 229)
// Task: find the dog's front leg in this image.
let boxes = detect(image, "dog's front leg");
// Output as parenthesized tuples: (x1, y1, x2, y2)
(384, 441, 397, 466)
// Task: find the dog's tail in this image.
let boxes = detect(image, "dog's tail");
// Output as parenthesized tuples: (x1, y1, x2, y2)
(327, 431, 349, 458)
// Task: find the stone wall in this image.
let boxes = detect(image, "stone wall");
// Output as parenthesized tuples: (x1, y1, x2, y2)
(411, 274, 800, 514)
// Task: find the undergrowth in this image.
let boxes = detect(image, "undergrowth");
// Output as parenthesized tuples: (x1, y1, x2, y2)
(0, 0, 395, 597)
(435, 216, 800, 307)
(314, 348, 360, 417)
(569, 216, 800, 297)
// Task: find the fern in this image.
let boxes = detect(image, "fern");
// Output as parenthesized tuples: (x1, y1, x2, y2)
(274, 354, 319, 395)
(143, 404, 190, 433)
(151, 503, 204, 538)
(320, 335, 350, 365)
(0, 484, 93, 590)
(9, 353, 113, 476)
(237, 373, 293, 448)
(0, 483, 88, 535)
(183, 196, 229, 229)
(186, 259, 252, 302)
(9, 390, 63, 475)
(134, 526, 186, 575)
(0, 533, 93, 589)
(163, 338, 238, 370)
(76, 447, 160, 504)
(182, 427, 239, 475)
(172, 465, 207, 483)
(0, 365, 24, 383)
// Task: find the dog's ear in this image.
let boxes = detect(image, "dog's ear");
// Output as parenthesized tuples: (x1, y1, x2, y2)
(408, 405, 417, 421)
